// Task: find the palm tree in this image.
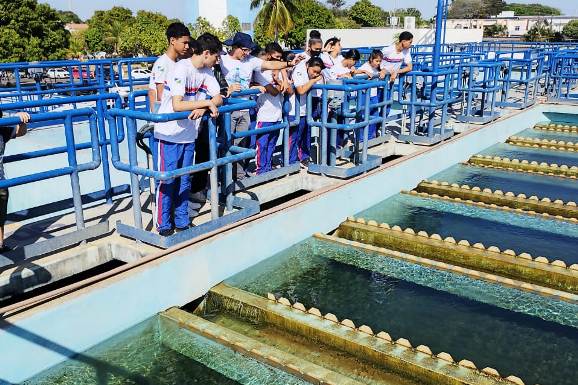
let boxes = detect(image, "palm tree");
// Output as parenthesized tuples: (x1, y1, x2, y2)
(250, 0, 297, 42)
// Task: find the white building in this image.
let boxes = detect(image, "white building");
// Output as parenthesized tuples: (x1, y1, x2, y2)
(187, 0, 258, 34)
(445, 12, 578, 37)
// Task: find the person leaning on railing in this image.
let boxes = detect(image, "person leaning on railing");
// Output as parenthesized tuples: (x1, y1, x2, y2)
(0, 110, 30, 252)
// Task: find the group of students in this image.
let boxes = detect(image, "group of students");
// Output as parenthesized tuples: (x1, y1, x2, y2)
(147, 22, 414, 236)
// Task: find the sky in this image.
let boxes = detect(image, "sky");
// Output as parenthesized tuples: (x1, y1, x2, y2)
(41, 0, 578, 22)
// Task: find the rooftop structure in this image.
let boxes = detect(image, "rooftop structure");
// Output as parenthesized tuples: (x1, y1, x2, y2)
(446, 12, 578, 37)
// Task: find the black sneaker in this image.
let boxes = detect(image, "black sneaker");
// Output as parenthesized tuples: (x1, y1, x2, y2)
(0, 245, 12, 253)
(175, 224, 194, 233)
(158, 228, 174, 237)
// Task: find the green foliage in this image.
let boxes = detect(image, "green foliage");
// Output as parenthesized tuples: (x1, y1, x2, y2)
(563, 20, 578, 40)
(86, 7, 134, 54)
(482, 0, 505, 16)
(253, 14, 275, 48)
(394, 8, 431, 27)
(254, 0, 335, 49)
(222, 15, 242, 39)
(283, 0, 336, 48)
(484, 24, 508, 37)
(334, 16, 360, 29)
(57, 10, 82, 24)
(189, 17, 221, 39)
(448, 0, 485, 19)
(118, 11, 172, 57)
(348, 0, 386, 27)
(0, 0, 70, 62)
(326, 0, 346, 16)
(67, 31, 87, 58)
(326, 0, 345, 10)
(504, 3, 561, 16)
(524, 21, 560, 42)
(189, 15, 243, 42)
(250, 0, 297, 41)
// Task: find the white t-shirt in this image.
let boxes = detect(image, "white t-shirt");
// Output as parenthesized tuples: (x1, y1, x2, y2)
(322, 60, 351, 81)
(320, 52, 343, 69)
(380, 44, 412, 73)
(154, 59, 220, 143)
(359, 62, 380, 97)
(254, 70, 282, 123)
(293, 66, 313, 117)
(149, 54, 176, 91)
(219, 54, 263, 90)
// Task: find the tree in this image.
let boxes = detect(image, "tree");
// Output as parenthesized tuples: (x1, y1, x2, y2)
(67, 31, 87, 58)
(118, 11, 172, 57)
(484, 24, 507, 37)
(221, 15, 242, 40)
(0, 0, 70, 62)
(448, 0, 485, 19)
(524, 21, 556, 42)
(326, 0, 346, 15)
(254, 0, 335, 49)
(334, 16, 360, 29)
(250, 0, 297, 42)
(503, 3, 561, 16)
(189, 17, 220, 39)
(482, 0, 505, 17)
(85, 7, 134, 54)
(57, 10, 82, 24)
(563, 20, 578, 40)
(348, 0, 387, 27)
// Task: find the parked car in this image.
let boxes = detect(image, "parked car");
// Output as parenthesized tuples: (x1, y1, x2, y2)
(130, 68, 151, 80)
(46, 68, 69, 79)
(72, 67, 94, 80)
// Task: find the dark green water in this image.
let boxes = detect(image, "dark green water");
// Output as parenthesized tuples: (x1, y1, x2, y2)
(516, 128, 578, 142)
(433, 164, 578, 203)
(358, 193, 578, 264)
(227, 239, 578, 385)
(480, 143, 578, 167)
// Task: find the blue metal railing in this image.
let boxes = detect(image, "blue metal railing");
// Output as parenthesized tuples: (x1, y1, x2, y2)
(305, 78, 391, 178)
(0, 93, 126, 203)
(456, 60, 503, 123)
(105, 99, 260, 248)
(0, 39, 576, 252)
(549, 52, 578, 103)
(0, 108, 112, 258)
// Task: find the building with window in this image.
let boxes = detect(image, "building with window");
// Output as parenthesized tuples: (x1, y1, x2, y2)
(446, 11, 578, 37)
(187, 0, 258, 35)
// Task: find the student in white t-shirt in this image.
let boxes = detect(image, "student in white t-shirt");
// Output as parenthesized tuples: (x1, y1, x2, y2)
(153, 37, 223, 236)
(322, 49, 361, 81)
(253, 43, 290, 175)
(358, 50, 385, 140)
(320, 37, 343, 70)
(219, 32, 302, 178)
(290, 57, 326, 166)
(297, 31, 323, 63)
(380, 31, 414, 84)
(148, 23, 191, 112)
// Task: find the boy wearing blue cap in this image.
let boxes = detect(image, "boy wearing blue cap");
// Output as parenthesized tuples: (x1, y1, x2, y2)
(220, 32, 301, 178)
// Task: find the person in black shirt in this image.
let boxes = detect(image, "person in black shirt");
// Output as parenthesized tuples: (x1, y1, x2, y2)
(0, 110, 30, 252)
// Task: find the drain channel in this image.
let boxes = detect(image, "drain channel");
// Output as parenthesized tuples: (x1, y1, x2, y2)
(467, 155, 578, 179)
(334, 218, 578, 295)
(506, 136, 578, 153)
(407, 180, 578, 221)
